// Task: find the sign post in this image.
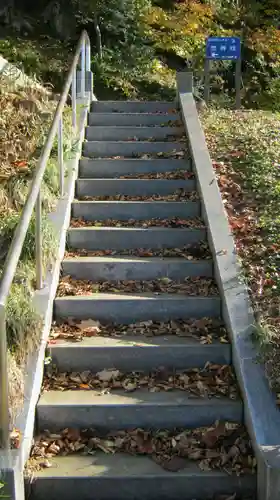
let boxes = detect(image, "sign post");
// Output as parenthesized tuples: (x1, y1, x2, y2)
(204, 36, 241, 109)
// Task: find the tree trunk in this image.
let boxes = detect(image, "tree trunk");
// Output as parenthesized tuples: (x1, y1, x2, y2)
(94, 13, 103, 59)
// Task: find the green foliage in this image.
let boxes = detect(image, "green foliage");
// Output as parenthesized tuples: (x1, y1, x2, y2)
(6, 265, 42, 355)
(0, 211, 57, 266)
(0, 37, 72, 89)
(2, 0, 280, 106)
(145, 2, 214, 61)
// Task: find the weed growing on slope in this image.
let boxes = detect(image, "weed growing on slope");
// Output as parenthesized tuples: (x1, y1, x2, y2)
(0, 37, 72, 90)
(0, 74, 72, 422)
(202, 109, 280, 394)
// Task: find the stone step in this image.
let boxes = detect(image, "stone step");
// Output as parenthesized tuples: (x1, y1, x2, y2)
(83, 141, 186, 158)
(54, 294, 221, 322)
(49, 336, 231, 372)
(85, 126, 184, 141)
(75, 179, 195, 198)
(28, 454, 256, 500)
(37, 390, 242, 431)
(67, 227, 206, 250)
(71, 201, 200, 220)
(91, 100, 177, 113)
(88, 112, 182, 126)
(61, 257, 213, 281)
(79, 158, 191, 178)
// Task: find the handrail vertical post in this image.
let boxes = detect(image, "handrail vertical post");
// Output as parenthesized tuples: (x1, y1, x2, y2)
(85, 38, 91, 100)
(72, 71, 77, 133)
(35, 190, 43, 290)
(0, 304, 10, 450)
(58, 116, 64, 196)
(81, 41, 86, 98)
(86, 39, 91, 72)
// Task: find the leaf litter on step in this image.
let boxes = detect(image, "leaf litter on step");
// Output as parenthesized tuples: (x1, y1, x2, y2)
(109, 108, 178, 115)
(79, 188, 198, 202)
(126, 135, 187, 143)
(70, 217, 205, 229)
(65, 242, 212, 260)
(29, 421, 256, 475)
(118, 170, 193, 179)
(49, 318, 228, 344)
(137, 119, 183, 128)
(56, 276, 219, 297)
(96, 149, 188, 160)
(43, 363, 239, 400)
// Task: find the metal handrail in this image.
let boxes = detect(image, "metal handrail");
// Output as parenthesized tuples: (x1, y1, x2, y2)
(0, 30, 91, 449)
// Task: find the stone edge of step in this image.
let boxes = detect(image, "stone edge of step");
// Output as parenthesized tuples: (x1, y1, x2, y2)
(53, 294, 221, 323)
(60, 256, 213, 280)
(28, 453, 257, 500)
(36, 391, 243, 431)
(79, 157, 190, 165)
(85, 125, 185, 139)
(49, 336, 231, 371)
(87, 112, 182, 126)
(38, 389, 242, 407)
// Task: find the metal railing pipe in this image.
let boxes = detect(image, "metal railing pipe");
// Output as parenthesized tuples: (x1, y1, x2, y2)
(35, 190, 43, 290)
(0, 305, 9, 450)
(81, 41, 86, 97)
(58, 117, 64, 196)
(72, 71, 77, 132)
(0, 30, 91, 449)
(0, 31, 90, 305)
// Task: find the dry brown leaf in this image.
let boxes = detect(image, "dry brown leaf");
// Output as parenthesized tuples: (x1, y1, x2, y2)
(202, 421, 226, 448)
(96, 369, 121, 382)
(157, 456, 187, 471)
(76, 319, 101, 335)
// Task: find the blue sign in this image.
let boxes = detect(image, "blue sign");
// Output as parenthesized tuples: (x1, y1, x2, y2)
(206, 37, 241, 60)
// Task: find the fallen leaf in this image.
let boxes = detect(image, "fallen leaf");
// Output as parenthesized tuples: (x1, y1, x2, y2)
(12, 160, 28, 167)
(77, 319, 101, 336)
(157, 456, 187, 471)
(39, 459, 53, 468)
(202, 421, 226, 448)
(96, 369, 120, 382)
(123, 381, 137, 392)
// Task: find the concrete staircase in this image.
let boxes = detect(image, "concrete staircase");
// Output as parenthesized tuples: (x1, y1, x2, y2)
(28, 101, 256, 499)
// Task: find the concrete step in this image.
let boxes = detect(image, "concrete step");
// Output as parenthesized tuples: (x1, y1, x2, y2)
(88, 112, 182, 126)
(79, 158, 191, 178)
(71, 201, 200, 220)
(76, 179, 195, 198)
(83, 141, 186, 158)
(28, 454, 256, 500)
(37, 390, 242, 431)
(67, 227, 206, 250)
(61, 257, 213, 281)
(49, 336, 231, 372)
(91, 100, 177, 113)
(85, 126, 184, 141)
(54, 294, 221, 322)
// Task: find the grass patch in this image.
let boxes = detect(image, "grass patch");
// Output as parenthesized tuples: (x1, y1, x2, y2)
(0, 36, 72, 90)
(201, 109, 280, 393)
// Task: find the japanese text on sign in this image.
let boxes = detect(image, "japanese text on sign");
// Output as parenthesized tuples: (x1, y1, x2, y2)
(206, 37, 241, 60)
